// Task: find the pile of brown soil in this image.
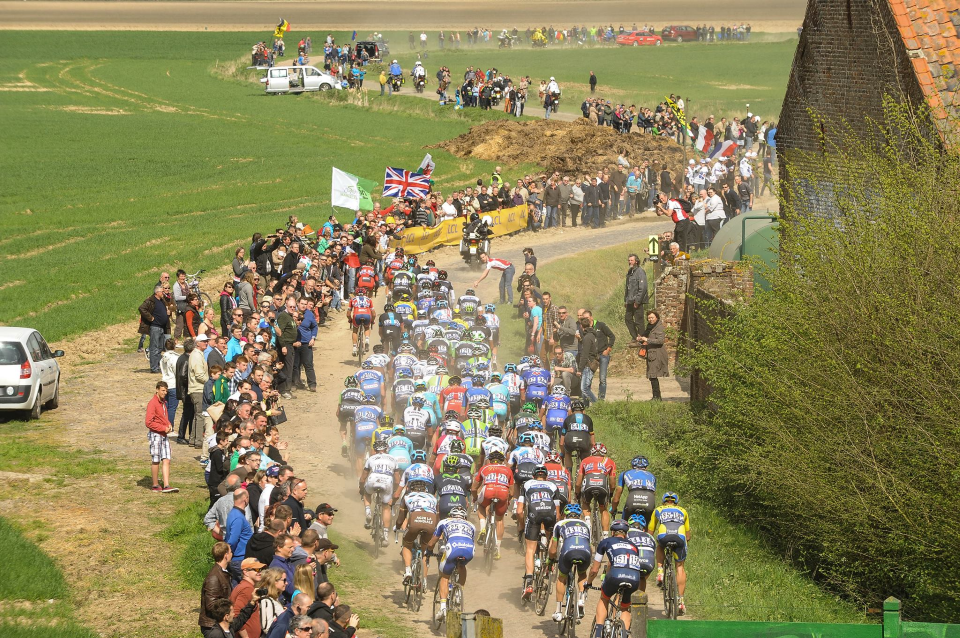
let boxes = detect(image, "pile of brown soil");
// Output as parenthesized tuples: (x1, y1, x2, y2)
(432, 118, 688, 178)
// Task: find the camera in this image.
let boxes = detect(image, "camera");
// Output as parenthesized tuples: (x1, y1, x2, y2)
(255, 588, 268, 597)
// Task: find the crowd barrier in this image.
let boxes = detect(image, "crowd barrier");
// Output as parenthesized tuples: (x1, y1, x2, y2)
(389, 205, 529, 255)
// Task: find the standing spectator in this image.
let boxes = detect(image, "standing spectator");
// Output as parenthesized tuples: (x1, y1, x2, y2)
(569, 178, 584, 227)
(555, 306, 579, 355)
(276, 299, 298, 398)
(760, 151, 774, 196)
(283, 478, 310, 534)
(598, 174, 611, 227)
(269, 533, 298, 597)
(140, 284, 170, 373)
(474, 253, 515, 304)
(199, 542, 233, 635)
(525, 296, 543, 356)
(703, 187, 726, 245)
(294, 297, 318, 392)
(542, 180, 561, 228)
(638, 310, 668, 400)
(219, 281, 238, 335)
(265, 593, 314, 638)
(582, 177, 599, 228)
(146, 380, 178, 493)
(557, 176, 573, 227)
(578, 317, 599, 405)
(231, 558, 265, 638)
(584, 310, 616, 401)
(225, 489, 254, 582)
(588, 71, 597, 94)
(624, 254, 648, 342)
(173, 269, 189, 338)
(189, 335, 210, 449)
(542, 292, 559, 354)
(249, 518, 287, 566)
(175, 339, 194, 445)
(159, 339, 180, 426)
(310, 503, 337, 538)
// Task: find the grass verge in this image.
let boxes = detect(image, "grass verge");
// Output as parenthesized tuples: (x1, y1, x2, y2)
(497, 240, 868, 623)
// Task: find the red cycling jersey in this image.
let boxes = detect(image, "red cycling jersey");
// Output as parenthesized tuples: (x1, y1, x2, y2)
(476, 463, 514, 515)
(578, 456, 616, 478)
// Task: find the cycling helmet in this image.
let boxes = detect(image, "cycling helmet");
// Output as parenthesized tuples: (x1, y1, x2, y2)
(449, 505, 468, 519)
(488, 425, 503, 437)
(421, 280, 434, 291)
(545, 451, 562, 464)
(411, 396, 426, 408)
(443, 455, 461, 472)
(471, 374, 485, 386)
(411, 450, 427, 463)
(380, 415, 394, 426)
(521, 401, 537, 413)
(610, 519, 629, 534)
(503, 363, 517, 373)
(489, 372, 502, 381)
(361, 360, 373, 370)
(631, 456, 649, 470)
(448, 374, 462, 384)
(449, 439, 466, 454)
(469, 332, 485, 343)
(363, 395, 378, 404)
(488, 450, 506, 463)
(629, 514, 647, 528)
(396, 370, 411, 380)
(563, 503, 583, 518)
(444, 409, 460, 420)
(373, 440, 389, 452)
(465, 288, 476, 296)
(399, 292, 411, 302)
(437, 300, 448, 308)
(438, 270, 448, 280)
(344, 376, 359, 388)
(474, 396, 491, 408)
(591, 443, 607, 456)
(551, 385, 567, 396)
(436, 365, 449, 375)
(530, 355, 541, 366)
(532, 464, 548, 478)
(414, 380, 427, 390)
(570, 398, 585, 411)
(452, 308, 461, 316)
(392, 423, 406, 434)
(662, 491, 679, 504)
(384, 303, 396, 313)
(373, 344, 385, 354)
(519, 356, 530, 365)
(398, 343, 415, 354)
(475, 361, 490, 371)
(392, 59, 398, 63)
(484, 304, 496, 312)
(518, 433, 535, 445)
(528, 421, 544, 431)
(467, 406, 482, 419)
(426, 260, 436, 267)
(427, 355, 442, 366)
(444, 422, 462, 434)
(410, 480, 428, 492)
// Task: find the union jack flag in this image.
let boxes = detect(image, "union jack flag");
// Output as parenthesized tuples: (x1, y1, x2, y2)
(383, 167, 431, 199)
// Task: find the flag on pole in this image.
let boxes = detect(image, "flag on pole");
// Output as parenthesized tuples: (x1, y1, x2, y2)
(709, 139, 738, 159)
(416, 153, 435, 177)
(695, 127, 714, 154)
(332, 167, 378, 211)
(352, 31, 357, 41)
(383, 167, 431, 199)
(273, 19, 290, 39)
(665, 95, 689, 137)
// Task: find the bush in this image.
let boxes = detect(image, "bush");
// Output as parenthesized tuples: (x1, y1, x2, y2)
(684, 102, 960, 621)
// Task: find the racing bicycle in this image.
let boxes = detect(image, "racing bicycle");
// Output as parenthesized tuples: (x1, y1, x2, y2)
(660, 540, 681, 620)
(482, 498, 500, 575)
(589, 582, 632, 638)
(532, 530, 553, 616)
(431, 557, 466, 630)
(369, 491, 385, 557)
(185, 269, 213, 311)
(353, 322, 366, 365)
(404, 537, 428, 612)
(557, 558, 585, 638)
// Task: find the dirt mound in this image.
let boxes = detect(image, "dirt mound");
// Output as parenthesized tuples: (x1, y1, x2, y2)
(433, 118, 687, 178)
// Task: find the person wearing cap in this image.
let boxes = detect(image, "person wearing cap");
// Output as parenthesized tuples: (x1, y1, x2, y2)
(230, 557, 264, 638)
(188, 335, 210, 449)
(310, 503, 338, 539)
(312, 537, 340, 586)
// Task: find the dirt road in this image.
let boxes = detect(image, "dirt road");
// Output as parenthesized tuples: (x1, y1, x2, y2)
(0, 0, 805, 31)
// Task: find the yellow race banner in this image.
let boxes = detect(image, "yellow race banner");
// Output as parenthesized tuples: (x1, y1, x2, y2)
(389, 205, 528, 255)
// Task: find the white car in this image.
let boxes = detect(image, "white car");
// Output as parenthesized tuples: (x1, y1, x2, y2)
(252, 65, 342, 94)
(0, 327, 63, 420)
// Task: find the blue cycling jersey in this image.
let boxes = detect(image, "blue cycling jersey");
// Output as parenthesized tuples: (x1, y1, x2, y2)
(618, 469, 656, 492)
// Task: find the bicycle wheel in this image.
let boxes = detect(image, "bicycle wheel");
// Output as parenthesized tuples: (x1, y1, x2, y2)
(561, 583, 578, 638)
(484, 519, 495, 575)
(357, 328, 365, 365)
(431, 580, 444, 629)
(199, 292, 214, 313)
(591, 500, 602, 545)
(371, 500, 382, 558)
(347, 421, 357, 475)
(667, 560, 679, 620)
(534, 551, 551, 615)
(611, 618, 626, 638)
(450, 581, 464, 615)
(663, 555, 677, 620)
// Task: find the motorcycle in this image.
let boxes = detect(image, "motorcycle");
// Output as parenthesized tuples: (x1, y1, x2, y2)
(491, 86, 503, 107)
(497, 35, 517, 49)
(414, 75, 425, 93)
(460, 230, 491, 269)
(390, 73, 403, 92)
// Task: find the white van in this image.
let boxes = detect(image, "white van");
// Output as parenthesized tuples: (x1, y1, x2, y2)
(253, 66, 343, 94)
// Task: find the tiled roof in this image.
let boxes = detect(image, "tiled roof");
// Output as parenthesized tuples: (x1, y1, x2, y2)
(889, 0, 960, 134)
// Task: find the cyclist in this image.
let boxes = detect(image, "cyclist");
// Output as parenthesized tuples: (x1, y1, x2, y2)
(479, 424, 509, 467)
(439, 374, 468, 419)
(337, 376, 366, 457)
(356, 264, 379, 295)
(402, 395, 433, 451)
(355, 360, 386, 404)
(586, 520, 648, 638)
(465, 374, 492, 407)
(541, 384, 571, 444)
(432, 420, 464, 466)
(395, 450, 435, 500)
(391, 370, 416, 417)
(485, 372, 511, 423)
(360, 439, 400, 544)
(408, 378, 440, 425)
(518, 464, 565, 601)
(365, 344, 391, 372)
(549, 503, 592, 622)
(472, 395, 499, 433)
(352, 396, 382, 475)
(465, 315, 490, 345)
(521, 356, 551, 408)
(396, 479, 439, 586)
(435, 269, 454, 301)
(471, 449, 513, 558)
(452, 339, 477, 375)
(560, 398, 595, 476)
(435, 437, 474, 480)
(577, 443, 617, 538)
(432, 298, 453, 322)
(436, 455, 472, 520)
(544, 451, 572, 504)
(426, 505, 476, 622)
(457, 288, 481, 315)
(378, 303, 404, 355)
(526, 421, 552, 453)
(612, 456, 657, 525)
(508, 432, 546, 506)
(461, 406, 487, 465)
(394, 293, 417, 324)
(348, 288, 376, 357)
(508, 401, 541, 445)
(387, 423, 415, 472)
(649, 492, 690, 615)
(370, 414, 395, 451)
(626, 514, 657, 597)
(501, 363, 525, 416)
(391, 268, 414, 298)
(426, 364, 451, 395)
(480, 304, 500, 363)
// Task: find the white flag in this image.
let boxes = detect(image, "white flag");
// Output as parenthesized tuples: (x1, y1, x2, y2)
(417, 153, 435, 177)
(332, 167, 361, 210)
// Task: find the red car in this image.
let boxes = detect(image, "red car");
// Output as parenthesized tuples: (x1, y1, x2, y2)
(615, 30, 663, 46)
(661, 25, 698, 42)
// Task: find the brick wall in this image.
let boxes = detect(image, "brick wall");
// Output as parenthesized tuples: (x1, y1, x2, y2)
(777, 0, 936, 218)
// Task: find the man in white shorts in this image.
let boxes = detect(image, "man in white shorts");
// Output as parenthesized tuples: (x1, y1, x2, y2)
(145, 381, 179, 493)
(360, 439, 401, 544)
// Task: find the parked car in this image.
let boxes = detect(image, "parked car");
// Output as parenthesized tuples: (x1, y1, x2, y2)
(0, 327, 63, 420)
(251, 66, 343, 94)
(616, 30, 663, 46)
(354, 41, 386, 61)
(661, 25, 698, 42)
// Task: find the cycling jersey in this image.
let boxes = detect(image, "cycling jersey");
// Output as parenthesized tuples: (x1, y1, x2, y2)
(433, 518, 476, 575)
(395, 302, 417, 322)
(545, 462, 571, 502)
(625, 529, 658, 573)
(353, 405, 382, 446)
(527, 430, 551, 452)
(364, 353, 390, 370)
(481, 312, 500, 329)
(379, 312, 403, 332)
(476, 463, 513, 515)
(649, 504, 690, 538)
(579, 456, 616, 504)
(392, 353, 419, 373)
(370, 425, 393, 451)
(349, 295, 374, 318)
(454, 342, 477, 362)
(560, 413, 594, 450)
(502, 372, 525, 398)
(485, 382, 510, 416)
(427, 338, 451, 362)
(509, 446, 546, 486)
(416, 298, 435, 316)
(519, 478, 564, 541)
(521, 366, 551, 402)
(436, 472, 472, 517)
(594, 537, 646, 603)
(543, 394, 571, 432)
(457, 295, 480, 314)
(387, 434, 414, 470)
(356, 266, 378, 291)
(392, 379, 415, 405)
(433, 432, 464, 457)
(432, 308, 453, 322)
(480, 436, 509, 459)
(337, 388, 366, 422)
(465, 386, 492, 407)
(553, 517, 592, 575)
(392, 272, 414, 290)
(404, 491, 439, 514)
(399, 463, 435, 491)
(401, 406, 432, 446)
(354, 369, 384, 400)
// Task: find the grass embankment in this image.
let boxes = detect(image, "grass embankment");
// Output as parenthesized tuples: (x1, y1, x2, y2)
(164, 497, 410, 638)
(497, 241, 867, 623)
(0, 517, 97, 638)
